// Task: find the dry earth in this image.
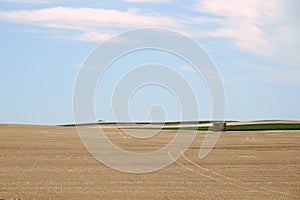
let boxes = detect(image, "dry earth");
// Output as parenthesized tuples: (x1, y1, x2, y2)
(0, 123, 299, 199)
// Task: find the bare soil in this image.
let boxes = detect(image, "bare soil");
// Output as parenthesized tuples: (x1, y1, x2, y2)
(0, 124, 299, 199)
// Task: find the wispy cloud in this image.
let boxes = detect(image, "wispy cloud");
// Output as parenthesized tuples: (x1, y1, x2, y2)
(0, 7, 182, 29)
(0, 7, 183, 42)
(195, 0, 279, 56)
(1, 0, 49, 3)
(0, 1, 298, 66)
(72, 31, 131, 43)
(71, 32, 112, 43)
(194, 0, 300, 66)
(123, 0, 172, 3)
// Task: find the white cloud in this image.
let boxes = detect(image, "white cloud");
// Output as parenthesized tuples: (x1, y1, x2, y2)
(195, 0, 279, 55)
(0, 7, 181, 30)
(123, 0, 171, 3)
(72, 32, 112, 42)
(195, 0, 300, 66)
(72, 32, 131, 43)
(0, 7, 183, 42)
(1, 0, 49, 3)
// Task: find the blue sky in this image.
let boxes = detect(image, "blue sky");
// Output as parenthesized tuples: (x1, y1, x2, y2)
(0, 0, 299, 125)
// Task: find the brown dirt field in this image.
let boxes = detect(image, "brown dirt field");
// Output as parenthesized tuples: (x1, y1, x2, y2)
(0, 124, 299, 199)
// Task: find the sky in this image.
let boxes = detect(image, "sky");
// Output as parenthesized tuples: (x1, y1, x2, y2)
(0, 0, 299, 125)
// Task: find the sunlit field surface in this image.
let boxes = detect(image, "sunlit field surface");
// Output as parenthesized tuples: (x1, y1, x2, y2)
(0, 123, 299, 199)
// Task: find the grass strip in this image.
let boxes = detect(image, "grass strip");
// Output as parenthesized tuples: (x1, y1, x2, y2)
(124, 123, 300, 131)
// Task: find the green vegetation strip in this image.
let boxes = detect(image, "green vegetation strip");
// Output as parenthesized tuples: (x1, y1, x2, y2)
(61, 122, 300, 131)
(126, 124, 300, 131)
(60, 121, 238, 127)
(222, 123, 300, 131)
